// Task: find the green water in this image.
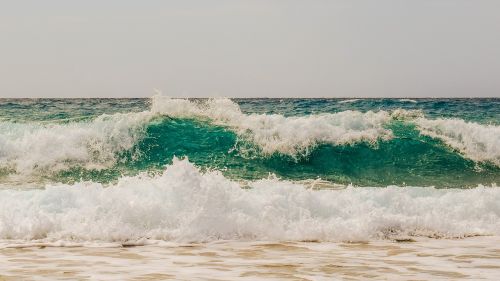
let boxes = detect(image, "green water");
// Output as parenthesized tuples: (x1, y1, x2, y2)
(0, 98, 499, 187)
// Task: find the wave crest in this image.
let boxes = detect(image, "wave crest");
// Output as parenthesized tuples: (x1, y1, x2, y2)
(0, 112, 152, 176)
(415, 118, 500, 166)
(0, 96, 499, 181)
(152, 96, 393, 155)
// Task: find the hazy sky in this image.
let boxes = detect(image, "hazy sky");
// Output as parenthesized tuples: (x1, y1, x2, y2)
(1, 1, 500, 98)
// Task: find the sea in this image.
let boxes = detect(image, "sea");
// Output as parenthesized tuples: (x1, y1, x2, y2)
(0, 96, 499, 280)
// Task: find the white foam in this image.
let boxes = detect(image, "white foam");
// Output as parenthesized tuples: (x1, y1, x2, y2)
(399, 98, 418, 103)
(338, 98, 361, 104)
(0, 112, 152, 176)
(0, 97, 397, 177)
(1, 96, 498, 179)
(415, 118, 500, 166)
(0, 158, 498, 245)
(151, 96, 393, 155)
(390, 108, 424, 119)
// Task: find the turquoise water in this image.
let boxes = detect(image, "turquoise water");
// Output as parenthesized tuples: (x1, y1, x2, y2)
(0, 97, 498, 187)
(1, 97, 500, 244)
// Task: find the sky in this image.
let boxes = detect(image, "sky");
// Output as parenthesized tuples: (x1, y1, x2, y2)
(1, 0, 500, 98)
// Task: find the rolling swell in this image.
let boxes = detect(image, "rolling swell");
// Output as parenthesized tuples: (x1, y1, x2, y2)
(124, 117, 500, 187)
(48, 116, 500, 187)
(0, 97, 498, 187)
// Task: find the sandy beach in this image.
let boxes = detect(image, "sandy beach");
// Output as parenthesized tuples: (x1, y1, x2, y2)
(2, 1, 500, 280)
(1, 236, 499, 280)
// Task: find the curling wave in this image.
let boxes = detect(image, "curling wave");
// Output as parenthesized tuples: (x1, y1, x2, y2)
(0, 96, 498, 186)
(150, 96, 500, 165)
(415, 117, 500, 166)
(0, 97, 397, 177)
(151, 96, 394, 155)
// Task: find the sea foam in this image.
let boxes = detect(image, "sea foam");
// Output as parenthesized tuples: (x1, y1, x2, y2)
(151, 96, 393, 155)
(415, 118, 500, 166)
(0, 97, 395, 177)
(0, 158, 498, 246)
(0, 96, 499, 179)
(0, 112, 151, 175)
(151, 97, 500, 166)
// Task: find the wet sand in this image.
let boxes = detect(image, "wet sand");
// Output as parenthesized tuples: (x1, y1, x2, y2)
(1, 236, 499, 280)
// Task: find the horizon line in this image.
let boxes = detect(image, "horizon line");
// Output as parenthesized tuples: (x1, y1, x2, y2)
(0, 96, 498, 99)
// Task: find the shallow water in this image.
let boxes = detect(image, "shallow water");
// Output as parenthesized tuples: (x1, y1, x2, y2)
(1, 237, 499, 280)
(0, 97, 499, 280)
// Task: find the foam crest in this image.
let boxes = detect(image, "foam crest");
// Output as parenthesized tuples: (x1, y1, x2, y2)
(390, 108, 424, 119)
(0, 96, 397, 177)
(415, 118, 500, 166)
(0, 158, 498, 245)
(399, 98, 418, 103)
(2, 96, 498, 181)
(0, 112, 152, 175)
(338, 99, 361, 104)
(152, 96, 393, 154)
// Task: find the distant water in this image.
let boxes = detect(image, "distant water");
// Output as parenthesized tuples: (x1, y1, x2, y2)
(0, 96, 499, 245)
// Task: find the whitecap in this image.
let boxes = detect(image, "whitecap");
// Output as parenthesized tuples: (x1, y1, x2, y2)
(415, 117, 500, 166)
(399, 99, 418, 103)
(338, 98, 361, 104)
(0, 158, 498, 246)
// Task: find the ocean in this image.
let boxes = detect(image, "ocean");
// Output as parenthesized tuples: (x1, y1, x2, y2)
(0, 96, 499, 280)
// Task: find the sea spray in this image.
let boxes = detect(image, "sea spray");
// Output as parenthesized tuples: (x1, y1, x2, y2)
(0, 97, 498, 187)
(0, 158, 499, 245)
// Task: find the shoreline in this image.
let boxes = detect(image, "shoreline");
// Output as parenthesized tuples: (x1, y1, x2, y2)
(1, 236, 499, 280)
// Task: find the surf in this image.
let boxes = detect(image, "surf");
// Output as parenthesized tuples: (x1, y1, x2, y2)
(0, 97, 498, 187)
(1, 158, 499, 247)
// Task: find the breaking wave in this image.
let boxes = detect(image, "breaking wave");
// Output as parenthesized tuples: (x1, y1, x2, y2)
(1, 158, 498, 246)
(0, 96, 498, 185)
(0, 112, 152, 175)
(415, 117, 500, 166)
(151, 96, 394, 155)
